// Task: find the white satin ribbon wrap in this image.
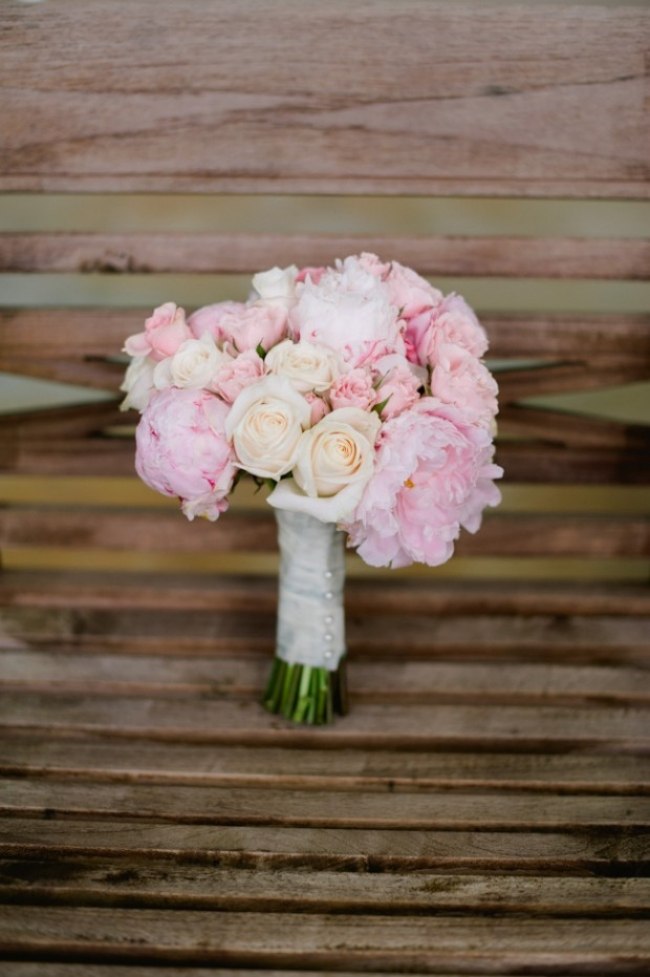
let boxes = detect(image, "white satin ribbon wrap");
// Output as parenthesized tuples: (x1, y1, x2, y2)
(274, 509, 346, 671)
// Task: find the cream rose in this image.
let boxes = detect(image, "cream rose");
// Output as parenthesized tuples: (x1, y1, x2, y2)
(153, 335, 226, 391)
(119, 355, 156, 412)
(252, 265, 299, 307)
(225, 375, 311, 479)
(268, 408, 380, 522)
(264, 339, 341, 394)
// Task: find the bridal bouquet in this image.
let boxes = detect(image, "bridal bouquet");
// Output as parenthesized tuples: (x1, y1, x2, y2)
(120, 253, 502, 724)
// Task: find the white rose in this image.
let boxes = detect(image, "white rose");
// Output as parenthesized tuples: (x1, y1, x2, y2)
(267, 407, 380, 522)
(225, 375, 311, 480)
(251, 265, 299, 307)
(264, 339, 341, 394)
(119, 355, 155, 412)
(154, 335, 225, 391)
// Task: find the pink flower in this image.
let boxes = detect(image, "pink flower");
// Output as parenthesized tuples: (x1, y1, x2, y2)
(124, 303, 192, 362)
(296, 266, 327, 285)
(431, 343, 498, 428)
(406, 294, 488, 366)
(290, 256, 404, 367)
(375, 362, 421, 419)
(304, 392, 330, 426)
(329, 368, 376, 411)
(385, 261, 443, 319)
(343, 399, 502, 568)
(219, 303, 288, 353)
(189, 301, 245, 345)
(212, 349, 265, 404)
(135, 387, 236, 522)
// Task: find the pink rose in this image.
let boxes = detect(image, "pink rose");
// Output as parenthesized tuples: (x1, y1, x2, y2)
(296, 266, 327, 285)
(431, 343, 498, 428)
(135, 387, 236, 522)
(406, 294, 488, 366)
(212, 349, 264, 404)
(304, 391, 330, 426)
(189, 302, 245, 345)
(375, 362, 421, 419)
(385, 261, 443, 319)
(124, 303, 192, 362)
(219, 303, 288, 354)
(343, 399, 502, 568)
(329, 368, 376, 411)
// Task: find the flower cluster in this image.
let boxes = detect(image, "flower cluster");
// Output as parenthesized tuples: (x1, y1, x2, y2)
(121, 254, 502, 568)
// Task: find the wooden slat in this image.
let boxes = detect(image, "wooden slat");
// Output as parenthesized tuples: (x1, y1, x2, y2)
(1, 693, 647, 752)
(4, 778, 650, 830)
(1, 818, 648, 874)
(2, 232, 648, 279)
(2, 859, 649, 916)
(0, 571, 648, 617)
(3, 652, 649, 707)
(0, 2, 647, 196)
(0, 905, 649, 967)
(2, 734, 648, 794)
(497, 405, 650, 450)
(1, 310, 647, 361)
(3, 433, 649, 484)
(1, 507, 647, 559)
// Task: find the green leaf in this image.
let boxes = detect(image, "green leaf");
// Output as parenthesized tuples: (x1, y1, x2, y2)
(373, 394, 392, 416)
(256, 343, 266, 359)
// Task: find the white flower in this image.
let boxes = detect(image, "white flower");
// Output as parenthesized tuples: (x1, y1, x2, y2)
(264, 339, 341, 394)
(119, 355, 156, 412)
(251, 265, 299, 307)
(268, 407, 380, 523)
(225, 375, 311, 480)
(153, 335, 225, 391)
(289, 256, 404, 366)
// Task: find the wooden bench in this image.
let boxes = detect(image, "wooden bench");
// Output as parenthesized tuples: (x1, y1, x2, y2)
(0, 0, 649, 972)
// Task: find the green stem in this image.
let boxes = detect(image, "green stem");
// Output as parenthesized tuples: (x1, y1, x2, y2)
(262, 658, 348, 725)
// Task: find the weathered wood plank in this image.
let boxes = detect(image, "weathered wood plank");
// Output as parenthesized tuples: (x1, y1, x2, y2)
(0, 1, 647, 196)
(1, 508, 647, 559)
(2, 607, 647, 664)
(0, 571, 648, 617)
(2, 232, 648, 279)
(2, 734, 648, 794)
(1, 694, 647, 752)
(4, 778, 649, 830)
(5, 433, 650, 484)
(2, 652, 649, 708)
(1, 906, 649, 967)
(1, 310, 647, 361)
(497, 405, 650, 451)
(1, 818, 648, 873)
(2, 859, 649, 916)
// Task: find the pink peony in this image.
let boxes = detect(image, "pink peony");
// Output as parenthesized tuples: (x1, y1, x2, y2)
(124, 303, 192, 362)
(189, 301, 245, 345)
(343, 399, 502, 568)
(295, 266, 327, 285)
(290, 255, 404, 367)
(219, 303, 288, 354)
(406, 293, 488, 366)
(329, 368, 376, 411)
(431, 343, 498, 428)
(135, 387, 236, 521)
(212, 349, 265, 404)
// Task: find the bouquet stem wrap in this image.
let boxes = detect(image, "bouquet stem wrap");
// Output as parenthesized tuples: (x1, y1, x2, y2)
(263, 509, 348, 724)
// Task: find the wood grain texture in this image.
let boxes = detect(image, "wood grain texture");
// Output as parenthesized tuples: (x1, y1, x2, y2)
(1, 905, 649, 968)
(0, 1, 647, 196)
(1, 507, 647, 558)
(2, 232, 649, 279)
(2, 309, 647, 362)
(0, 571, 648, 616)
